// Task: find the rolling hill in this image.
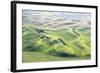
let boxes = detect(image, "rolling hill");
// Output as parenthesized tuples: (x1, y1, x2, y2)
(22, 23, 91, 62)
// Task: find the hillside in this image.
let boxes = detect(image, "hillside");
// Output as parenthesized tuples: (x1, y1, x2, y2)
(22, 10, 91, 62)
(22, 23, 91, 62)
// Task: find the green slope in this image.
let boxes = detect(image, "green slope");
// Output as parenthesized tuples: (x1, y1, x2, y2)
(23, 51, 90, 62)
(22, 24, 91, 62)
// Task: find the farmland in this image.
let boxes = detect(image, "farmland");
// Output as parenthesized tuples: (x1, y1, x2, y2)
(22, 23, 91, 62)
(22, 10, 91, 63)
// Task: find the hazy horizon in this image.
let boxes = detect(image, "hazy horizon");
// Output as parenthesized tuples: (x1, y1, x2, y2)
(22, 9, 91, 25)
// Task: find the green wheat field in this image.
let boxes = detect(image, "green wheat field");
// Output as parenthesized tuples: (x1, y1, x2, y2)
(22, 10, 91, 63)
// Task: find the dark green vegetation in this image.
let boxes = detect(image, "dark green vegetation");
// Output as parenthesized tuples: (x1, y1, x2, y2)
(22, 24, 91, 63)
(23, 52, 90, 63)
